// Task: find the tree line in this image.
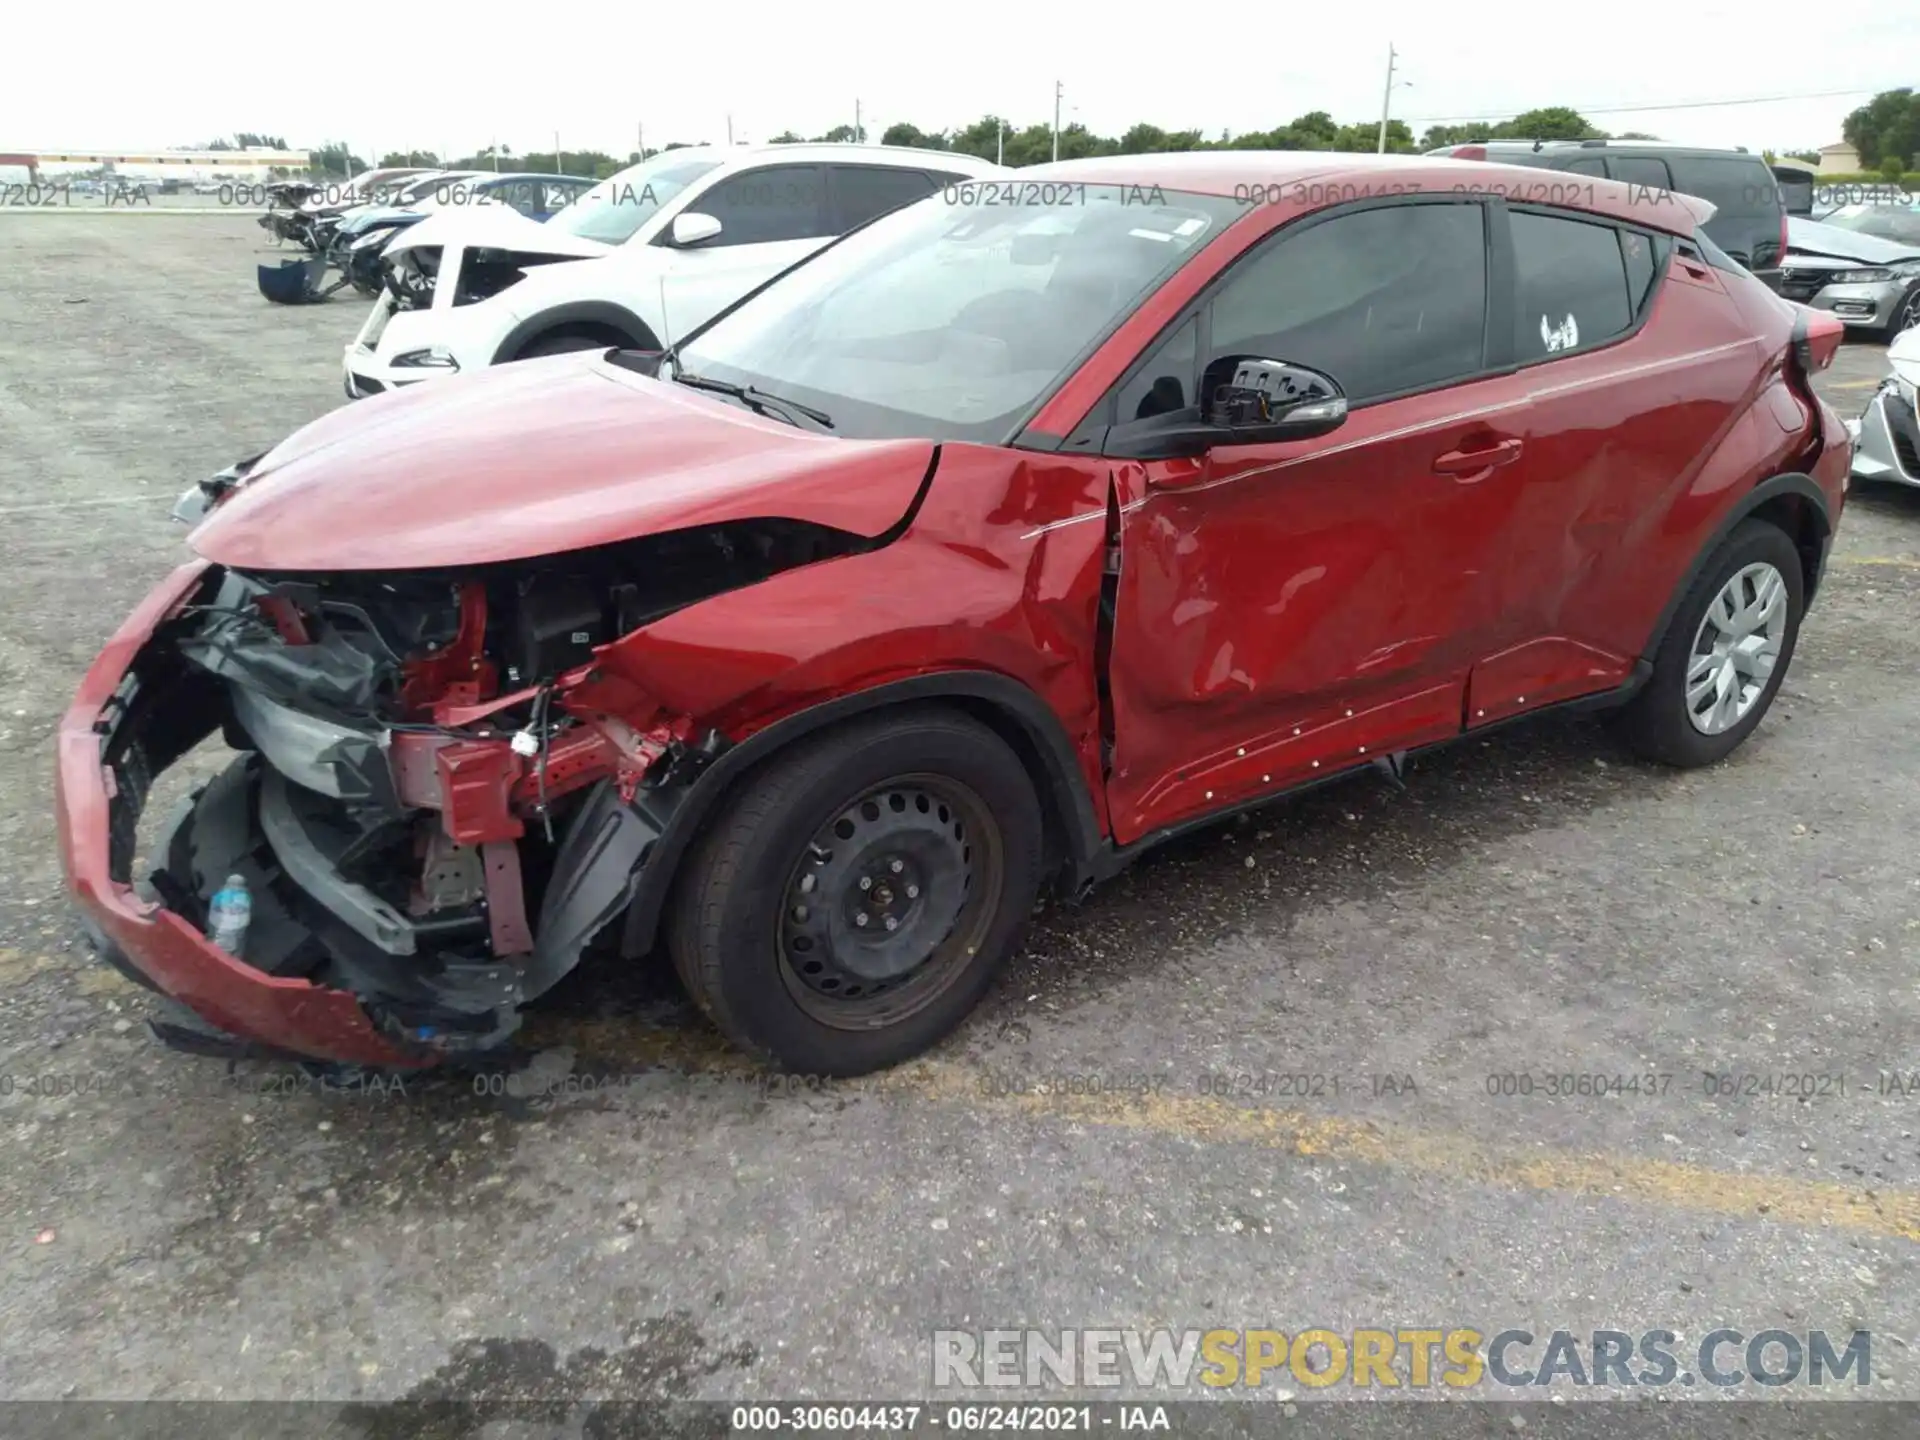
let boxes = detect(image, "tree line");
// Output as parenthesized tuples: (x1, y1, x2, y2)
(294, 87, 1918, 182)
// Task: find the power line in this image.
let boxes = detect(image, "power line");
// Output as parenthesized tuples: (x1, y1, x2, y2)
(1405, 84, 1891, 125)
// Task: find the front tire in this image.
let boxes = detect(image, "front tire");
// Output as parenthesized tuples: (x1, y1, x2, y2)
(1613, 519, 1804, 767)
(668, 709, 1044, 1075)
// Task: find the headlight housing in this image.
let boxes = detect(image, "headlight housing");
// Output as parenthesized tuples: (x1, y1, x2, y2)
(392, 347, 460, 370)
(350, 228, 398, 252)
(1834, 268, 1894, 284)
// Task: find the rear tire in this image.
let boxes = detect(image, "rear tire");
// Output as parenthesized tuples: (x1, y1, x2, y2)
(667, 709, 1044, 1076)
(1612, 519, 1804, 767)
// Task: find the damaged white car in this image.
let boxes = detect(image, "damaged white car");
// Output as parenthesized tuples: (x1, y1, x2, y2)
(342, 144, 1003, 399)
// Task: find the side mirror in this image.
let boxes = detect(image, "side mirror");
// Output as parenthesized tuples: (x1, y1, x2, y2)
(670, 211, 723, 247)
(1115, 357, 1348, 466)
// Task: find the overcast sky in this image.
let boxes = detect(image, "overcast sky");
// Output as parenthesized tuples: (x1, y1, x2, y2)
(3, 2, 1907, 159)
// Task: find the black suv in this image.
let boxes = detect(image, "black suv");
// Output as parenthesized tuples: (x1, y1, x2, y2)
(1427, 141, 1787, 291)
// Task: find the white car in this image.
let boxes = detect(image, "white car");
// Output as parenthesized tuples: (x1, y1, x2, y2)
(341, 143, 1003, 399)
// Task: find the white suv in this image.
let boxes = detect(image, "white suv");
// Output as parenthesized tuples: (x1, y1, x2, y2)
(342, 143, 1004, 399)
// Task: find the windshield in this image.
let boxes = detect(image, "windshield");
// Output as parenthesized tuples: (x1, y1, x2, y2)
(674, 183, 1241, 442)
(546, 155, 723, 244)
(1823, 203, 1920, 247)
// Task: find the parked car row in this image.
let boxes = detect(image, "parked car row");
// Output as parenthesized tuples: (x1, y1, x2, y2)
(65, 147, 1868, 1081)
(339, 143, 1003, 396)
(256, 167, 598, 304)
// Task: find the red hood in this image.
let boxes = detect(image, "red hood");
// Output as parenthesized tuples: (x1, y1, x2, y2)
(189, 356, 935, 571)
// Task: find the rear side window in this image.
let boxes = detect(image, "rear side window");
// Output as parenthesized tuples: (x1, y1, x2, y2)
(1563, 156, 1608, 177)
(1510, 211, 1633, 361)
(1665, 156, 1781, 269)
(829, 165, 940, 231)
(1611, 156, 1673, 190)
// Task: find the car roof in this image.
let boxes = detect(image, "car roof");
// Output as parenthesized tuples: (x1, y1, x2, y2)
(1468, 139, 1754, 154)
(1008, 151, 1712, 237)
(650, 143, 1003, 172)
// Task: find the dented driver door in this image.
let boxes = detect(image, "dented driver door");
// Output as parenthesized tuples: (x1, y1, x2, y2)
(1100, 197, 1535, 845)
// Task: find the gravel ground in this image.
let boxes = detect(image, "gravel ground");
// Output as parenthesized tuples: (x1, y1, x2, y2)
(0, 215, 1916, 1425)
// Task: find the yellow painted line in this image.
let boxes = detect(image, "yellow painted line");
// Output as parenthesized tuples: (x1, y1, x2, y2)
(528, 1019, 1920, 1243)
(1823, 378, 1886, 390)
(895, 1063, 1920, 1242)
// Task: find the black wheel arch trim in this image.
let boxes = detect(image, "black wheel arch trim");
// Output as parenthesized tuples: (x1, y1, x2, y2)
(1639, 471, 1832, 665)
(494, 301, 659, 364)
(616, 671, 1106, 959)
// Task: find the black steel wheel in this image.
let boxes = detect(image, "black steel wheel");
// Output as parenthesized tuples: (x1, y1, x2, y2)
(669, 709, 1044, 1075)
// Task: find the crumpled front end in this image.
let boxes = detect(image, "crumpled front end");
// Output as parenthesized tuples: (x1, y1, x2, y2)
(56, 527, 863, 1064)
(1850, 379, 1920, 488)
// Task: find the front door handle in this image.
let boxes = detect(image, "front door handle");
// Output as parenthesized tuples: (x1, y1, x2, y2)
(1432, 437, 1523, 479)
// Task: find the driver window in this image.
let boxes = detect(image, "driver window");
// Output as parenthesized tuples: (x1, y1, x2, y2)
(690, 165, 829, 246)
(1204, 202, 1489, 404)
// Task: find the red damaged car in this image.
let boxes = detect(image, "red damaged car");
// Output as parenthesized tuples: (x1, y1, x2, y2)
(59, 154, 1851, 1076)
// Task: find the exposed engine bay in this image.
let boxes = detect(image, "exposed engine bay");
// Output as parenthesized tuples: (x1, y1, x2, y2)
(119, 520, 864, 1057)
(384, 244, 579, 312)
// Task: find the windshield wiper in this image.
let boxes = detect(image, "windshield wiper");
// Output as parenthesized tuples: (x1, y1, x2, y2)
(670, 370, 834, 430)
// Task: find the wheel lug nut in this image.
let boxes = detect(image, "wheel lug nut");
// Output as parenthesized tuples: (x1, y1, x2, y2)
(855, 913, 869, 927)
(859, 877, 872, 891)
(906, 884, 919, 899)
(884, 916, 898, 931)
(890, 859, 904, 874)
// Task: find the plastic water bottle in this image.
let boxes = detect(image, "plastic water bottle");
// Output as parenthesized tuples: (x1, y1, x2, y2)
(207, 874, 252, 958)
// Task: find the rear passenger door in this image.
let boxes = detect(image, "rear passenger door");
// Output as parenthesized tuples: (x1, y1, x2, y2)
(1457, 202, 1754, 723)
(654, 163, 832, 340)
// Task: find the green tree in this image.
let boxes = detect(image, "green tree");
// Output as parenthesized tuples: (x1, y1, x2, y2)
(814, 123, 864, 143)
(235, 132, 288, 149)
(1783, 149, 1821, 164)
(1842, 88, 1919, 168)
(882, 122, 948, 149)
(1496, 107, 1605, 141)
(380, 150, 440, 168)
(308, 144, 365, 178)
(1881, 151, 1910, 181)
(767, 130, 806, 145)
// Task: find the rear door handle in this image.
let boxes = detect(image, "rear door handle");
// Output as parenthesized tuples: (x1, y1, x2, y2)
(1432, 437, 1523, 478)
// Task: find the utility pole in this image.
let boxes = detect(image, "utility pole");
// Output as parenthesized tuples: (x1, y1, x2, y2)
(554, 131, 563, 175)
(997, 119, 1004, 166)
(491, 138, 500, 172)
(1376, 43, 1398, 154)
(855, 99, 862, 144)
(1052, 81, 1062, 163)
(727, 114, 734, 146)
(637, 121, 645, 162)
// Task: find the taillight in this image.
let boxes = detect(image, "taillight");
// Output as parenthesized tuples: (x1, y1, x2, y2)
(1790, 305, 1844, 374)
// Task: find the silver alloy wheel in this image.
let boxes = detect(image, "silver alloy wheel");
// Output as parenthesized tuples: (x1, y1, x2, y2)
(1898, 289, 1920, 337)
(1686, 562, 1788, 735)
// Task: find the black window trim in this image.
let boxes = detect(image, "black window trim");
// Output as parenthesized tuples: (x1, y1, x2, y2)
(1495, 199, 1672, 373)
(1060, 193, 1499, 457)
